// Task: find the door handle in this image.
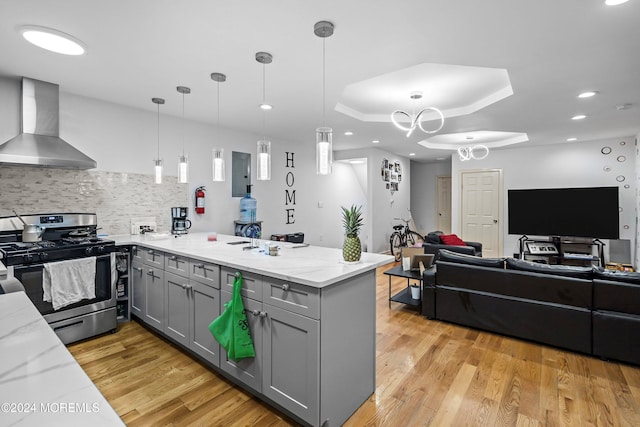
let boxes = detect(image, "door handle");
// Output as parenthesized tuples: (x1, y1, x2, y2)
(493, 219, 498, 224)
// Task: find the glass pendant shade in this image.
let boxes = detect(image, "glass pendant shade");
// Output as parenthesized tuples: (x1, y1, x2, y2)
(154, 159, 163, 184)
(212, 148, 225, 182)
(316, 127, 333, 175)
(257, 140, 271, 181)
(178, 154, 188, 183)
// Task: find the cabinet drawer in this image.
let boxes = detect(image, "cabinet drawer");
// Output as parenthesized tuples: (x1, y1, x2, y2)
(165, 253, 189, 277)
(143, 248, 164, 267)
(262, 279, 319, 319)
(190, 260, 220, 289)
(221, 267, 262, 301)
(131, 245, 144, 264)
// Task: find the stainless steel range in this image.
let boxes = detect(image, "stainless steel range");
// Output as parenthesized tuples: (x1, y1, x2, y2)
(0, 213, 117, 344)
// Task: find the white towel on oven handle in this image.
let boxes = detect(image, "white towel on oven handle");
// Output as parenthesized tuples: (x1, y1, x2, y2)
(43, 257, 97, 311)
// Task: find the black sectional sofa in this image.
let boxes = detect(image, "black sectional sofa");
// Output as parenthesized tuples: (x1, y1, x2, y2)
(422, 249, 640, 366)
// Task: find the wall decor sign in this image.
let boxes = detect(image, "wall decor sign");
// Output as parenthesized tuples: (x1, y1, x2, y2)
(285, 152, 296, 224)
(381, 158, 402, 194)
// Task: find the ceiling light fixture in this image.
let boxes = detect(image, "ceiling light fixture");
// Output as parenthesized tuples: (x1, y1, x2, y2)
(177, 86, 191, 184)
(409, 153, 416, 157)
(211, 72, 227, 182)
(391, 91, 444, 137)
(151, 97, 165, 184)
(344, 131, 353, 136)
(19, 25, 86, 55)
(578, 91, 598, 98)
(572, 114, 587, 120)
(314, 20, 334, 175)
(605, 0, 629, 6)
(458, 145, 489, 161)
(372, 140, 380, 144)
(256, 52, 273, 181)
(567, 137, 577, 141)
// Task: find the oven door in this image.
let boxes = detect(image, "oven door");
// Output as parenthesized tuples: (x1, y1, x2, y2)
(12, 253, 116, 324)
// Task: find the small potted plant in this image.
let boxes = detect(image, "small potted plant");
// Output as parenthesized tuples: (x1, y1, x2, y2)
(341, 204, 364, 262)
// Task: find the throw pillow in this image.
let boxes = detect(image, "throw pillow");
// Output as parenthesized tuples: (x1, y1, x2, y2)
(440, 234, 467, 246)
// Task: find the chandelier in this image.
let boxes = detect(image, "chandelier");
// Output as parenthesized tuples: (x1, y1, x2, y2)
(391, 91, 444, 137)
(457, 144, 489, 161)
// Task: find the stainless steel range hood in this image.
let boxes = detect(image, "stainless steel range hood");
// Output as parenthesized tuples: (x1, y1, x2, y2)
(0, 78, 97, 169)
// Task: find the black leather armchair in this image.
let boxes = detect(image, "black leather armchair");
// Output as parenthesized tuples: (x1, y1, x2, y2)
(422, 231, 482, 257)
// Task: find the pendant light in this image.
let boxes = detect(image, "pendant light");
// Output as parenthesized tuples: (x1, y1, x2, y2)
(256, 52, 273, 181)
(211, 72, 226, 182)
(152, 97, 165, 184)
(177, 86, 190, 183)
(314, 21, 334, 175)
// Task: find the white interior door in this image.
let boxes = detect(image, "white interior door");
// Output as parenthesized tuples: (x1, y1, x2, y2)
(460, 170, 502, 257)
(436, 175, 451, 233)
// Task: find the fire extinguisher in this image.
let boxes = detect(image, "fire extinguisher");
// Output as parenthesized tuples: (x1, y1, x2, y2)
(195, 186, 206, 215)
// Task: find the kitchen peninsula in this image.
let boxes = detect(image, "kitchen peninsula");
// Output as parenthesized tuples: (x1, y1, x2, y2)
(112, 232, 393, 427)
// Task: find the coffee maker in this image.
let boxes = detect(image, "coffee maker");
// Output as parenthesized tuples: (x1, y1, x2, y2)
(171, 207, 192, 235)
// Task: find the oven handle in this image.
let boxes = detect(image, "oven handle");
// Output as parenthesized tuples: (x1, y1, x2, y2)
(12, 253, 113, 271)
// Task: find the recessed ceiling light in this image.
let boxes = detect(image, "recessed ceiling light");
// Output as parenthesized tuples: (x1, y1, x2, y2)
(465, 135, 475, 140)
(436, 157, 445, 161)
(349, 159, 364, 164)
(344, 131, 353, 136)
(409, 153, 416, 156)
(259, 103, 273, 110)
(578, 91, 597, 98)
(571, 114, 587, 120)
(19, 25, 86, 55)
(372, 140, 380, 144)
(605, 0, 629, 6)
(567, 137, 577, 141)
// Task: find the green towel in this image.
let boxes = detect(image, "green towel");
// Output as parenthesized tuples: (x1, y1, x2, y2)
(208, 272, 256, 361)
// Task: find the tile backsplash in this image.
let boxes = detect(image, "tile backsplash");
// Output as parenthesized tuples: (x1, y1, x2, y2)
(0, 165, 188, 235)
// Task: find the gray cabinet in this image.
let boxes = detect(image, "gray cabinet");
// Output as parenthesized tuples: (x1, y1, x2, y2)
(144, 265, 165, 331)
(220, 290, 263, 391)
(131, 247, 165, 331)
(130, 261, 144, 317)
(165, 263, 221, 367)
(165, 271, 190, 346)
(190, 281, 220, 366)
(219, 267, 320, 424)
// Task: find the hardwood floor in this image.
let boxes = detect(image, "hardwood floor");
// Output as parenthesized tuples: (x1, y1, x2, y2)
(68, 262, 640, 426)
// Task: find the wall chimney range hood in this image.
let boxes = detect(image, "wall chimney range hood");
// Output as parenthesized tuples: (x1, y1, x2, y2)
(0, 77, 97, 169)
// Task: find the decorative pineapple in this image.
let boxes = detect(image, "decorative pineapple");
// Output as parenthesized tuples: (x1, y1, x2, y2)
(341, 204, 364, 262)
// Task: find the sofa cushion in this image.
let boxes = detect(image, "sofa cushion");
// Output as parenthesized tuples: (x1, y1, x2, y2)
(593, 268, 640, 285)
(440, 234, 467, 246)
(426, 231, 443, 244)
(505, 258, 593, 279)
(437, 249, 505, 268)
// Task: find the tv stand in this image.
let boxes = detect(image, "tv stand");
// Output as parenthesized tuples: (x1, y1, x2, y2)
(518, 235, 604, 266)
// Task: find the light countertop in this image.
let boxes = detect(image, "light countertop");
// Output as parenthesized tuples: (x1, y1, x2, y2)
(0, 292, 124, 426)
(111, 232, 394, 288)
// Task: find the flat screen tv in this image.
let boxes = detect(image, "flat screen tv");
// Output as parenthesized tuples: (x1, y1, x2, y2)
(508, 186, 619, 239)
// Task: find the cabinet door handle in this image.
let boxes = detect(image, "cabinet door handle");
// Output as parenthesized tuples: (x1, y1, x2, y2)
(194, 263, 205, 269)
(147, 270, 155, 277)
(132, 266, 142, 272)
(147, 250, 154, 254)
(169, 255, 177, 261)
(259, 311, 268, 318)
(252, 310, 260, 316)
(181, 284, 188, 290)
(281, 284, 290, 291)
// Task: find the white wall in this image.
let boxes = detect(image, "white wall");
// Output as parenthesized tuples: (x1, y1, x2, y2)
(410, 160, 451, 235)
(450, 138, 637, 259)
(335, 148, 412, 253)
(0, 77, 381, 250)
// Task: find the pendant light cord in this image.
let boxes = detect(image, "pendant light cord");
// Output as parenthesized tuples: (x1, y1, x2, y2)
(322, 37, 326, 127)
(156, 103, 160, 160)
(262, 63, 266, 139)
(181, 92, 185, 156)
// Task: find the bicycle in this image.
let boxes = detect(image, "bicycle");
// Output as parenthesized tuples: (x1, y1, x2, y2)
(389, 217, 425, 261)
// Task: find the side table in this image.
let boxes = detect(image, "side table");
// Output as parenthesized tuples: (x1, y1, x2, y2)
(384, 265, 423, 309)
